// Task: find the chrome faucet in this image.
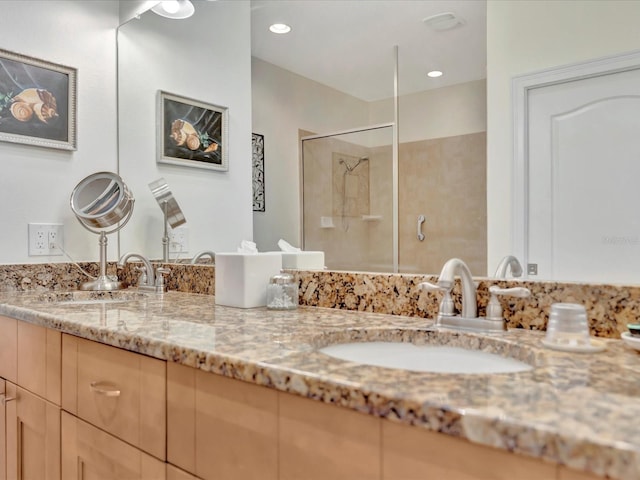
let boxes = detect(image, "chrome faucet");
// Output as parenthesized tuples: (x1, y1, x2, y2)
(419, 258, 529, 332)
(436, 258, 477, 319)
(190, 250, 215, 264)
(494, 255, 523, 278)
(420, 258, 477, 320)
(118, 252, 164, 291)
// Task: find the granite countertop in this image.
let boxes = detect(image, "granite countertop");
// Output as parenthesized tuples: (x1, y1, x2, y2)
(0, 290, 639, 479)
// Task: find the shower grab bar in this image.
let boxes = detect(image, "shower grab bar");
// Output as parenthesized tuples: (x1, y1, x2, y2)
(417, 215, 426, 241)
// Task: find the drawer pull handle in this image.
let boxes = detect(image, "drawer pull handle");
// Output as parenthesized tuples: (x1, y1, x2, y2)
(90, 381, 121, 397)
(0, 395, 15, 406)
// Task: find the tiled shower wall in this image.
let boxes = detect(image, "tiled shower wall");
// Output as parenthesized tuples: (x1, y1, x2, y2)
(399, 132, 487, 275)
(303, 131, 487, 275)
(302, 133, 394, 272)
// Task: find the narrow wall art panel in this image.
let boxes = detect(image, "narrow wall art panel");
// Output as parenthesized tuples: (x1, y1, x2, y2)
(252, 133, 265, 212)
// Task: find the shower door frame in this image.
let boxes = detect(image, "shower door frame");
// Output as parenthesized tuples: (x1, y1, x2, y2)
(300, 121, 399, 272)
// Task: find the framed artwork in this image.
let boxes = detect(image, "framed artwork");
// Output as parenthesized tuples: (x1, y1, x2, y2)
(252, 133, 265, 212)
(0, 48, 77, 150)
(158, 91, 228, 171)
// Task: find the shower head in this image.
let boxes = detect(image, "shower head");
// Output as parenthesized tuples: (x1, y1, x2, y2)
(340, 156, 369, 173)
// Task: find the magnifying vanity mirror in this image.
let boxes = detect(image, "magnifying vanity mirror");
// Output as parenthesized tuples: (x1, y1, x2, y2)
(70, 171, 134, 291)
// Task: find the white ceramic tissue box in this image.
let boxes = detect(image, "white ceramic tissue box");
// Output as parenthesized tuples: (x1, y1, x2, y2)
(215, 252, 283, 308)
(281, 251, 325, 270)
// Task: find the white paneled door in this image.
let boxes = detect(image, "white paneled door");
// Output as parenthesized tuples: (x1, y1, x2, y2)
(527, 66, 640, 283)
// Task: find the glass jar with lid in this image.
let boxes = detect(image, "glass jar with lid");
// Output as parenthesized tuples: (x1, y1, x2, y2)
(266, 273, 298, 310)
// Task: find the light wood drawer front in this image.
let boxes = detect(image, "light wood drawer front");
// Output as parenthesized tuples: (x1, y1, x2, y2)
(0, 315, 17, 383)
(62, 334, 166, 460)
(194, 371, 278, 480)
(62, 412, 166, 480)
(17, 321, 61, 404)
(166, 464, 202, 480)
(279, 393, 380, 480)
(0, 379, 5, 480)
(382, 421, 556, 480)
(558, 466, 603, 479)
(167, 363, 278, 480)
(6, 383, 61, 480)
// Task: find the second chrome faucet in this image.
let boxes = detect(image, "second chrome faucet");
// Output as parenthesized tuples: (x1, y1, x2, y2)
(117, 252, 170, 293)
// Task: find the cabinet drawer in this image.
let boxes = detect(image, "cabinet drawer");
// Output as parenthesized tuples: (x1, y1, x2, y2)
(167, 362, 278, 480)
(0, 317, 61, 404)
(18, 321, 61, 404)
(0, 316, 17, 383)
(62, 334, 166, 460)
(5, 383, 61, 480)
(0, 379, 5, 480)
(62, 412, 166, 480)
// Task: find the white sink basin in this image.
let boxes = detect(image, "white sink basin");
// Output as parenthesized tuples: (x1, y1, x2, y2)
(319, 341, 533, 374)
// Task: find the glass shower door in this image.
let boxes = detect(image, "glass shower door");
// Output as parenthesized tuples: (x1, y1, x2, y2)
(302, 125, 394, 272)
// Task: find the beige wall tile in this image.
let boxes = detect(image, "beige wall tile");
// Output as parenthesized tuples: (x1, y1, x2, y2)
(399, 132, 487, 275)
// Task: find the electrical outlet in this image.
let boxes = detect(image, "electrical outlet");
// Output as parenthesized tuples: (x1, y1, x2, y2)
(28, 223, 64, 256)
(169, 226, 189, 254)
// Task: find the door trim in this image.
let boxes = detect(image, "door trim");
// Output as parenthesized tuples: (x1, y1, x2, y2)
(512, 49, 640, 271)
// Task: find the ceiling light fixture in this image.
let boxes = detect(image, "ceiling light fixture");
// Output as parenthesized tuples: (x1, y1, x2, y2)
(151, 0, 195, 20)
(427, 70, 443, 78)
(422, 12, 464, 31)
(269, 23, 292, 34)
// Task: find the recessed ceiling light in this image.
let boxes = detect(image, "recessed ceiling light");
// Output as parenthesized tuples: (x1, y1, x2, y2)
(427, 70, 443, 78)
(151, 0, 195, 19)
(423, 12, 464, 31)
(269, 23, 292, 34)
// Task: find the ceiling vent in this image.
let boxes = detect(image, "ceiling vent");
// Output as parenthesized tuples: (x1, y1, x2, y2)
(422, 12, 465, 31)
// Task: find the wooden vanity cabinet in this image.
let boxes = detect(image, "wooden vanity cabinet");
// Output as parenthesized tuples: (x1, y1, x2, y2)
(0, 316, 17, 383)
(166, 464, 202, 480)
(0, 315, 62, 480)
(167, 362, 604, 480)
(61, 412, 165, 480)
(0, 315, 610, 480)
(167, 362, 278, 480)
(61, 334, 167, 460)
(5, 383, 61, 480)
(0, 379, 6, 480)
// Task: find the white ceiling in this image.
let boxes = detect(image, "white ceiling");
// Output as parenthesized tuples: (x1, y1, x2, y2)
(250, 0, 487, 102)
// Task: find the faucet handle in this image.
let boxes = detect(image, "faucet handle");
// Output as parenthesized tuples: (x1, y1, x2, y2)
(155, 267, 171, 293)
(486, 286, 531, 321)
(133, 266, 148, 287)
(418, 281, 454, 317)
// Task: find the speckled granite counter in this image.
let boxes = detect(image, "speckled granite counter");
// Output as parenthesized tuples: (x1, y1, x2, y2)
(0, 290, 639, 479)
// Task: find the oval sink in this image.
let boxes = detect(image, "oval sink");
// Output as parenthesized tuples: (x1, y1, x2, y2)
(319, 341, 534, 374)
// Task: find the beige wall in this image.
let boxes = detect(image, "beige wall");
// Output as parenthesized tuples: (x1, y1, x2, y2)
(118, 2, 253, 258)
(302, 133, 394, 272)
(253, 58, 488, 272)
(370, 79, 486, 142)
(487, 0, 640, 273)
(252, 58, 370, 252)
(0, 1, 119, 264)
